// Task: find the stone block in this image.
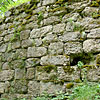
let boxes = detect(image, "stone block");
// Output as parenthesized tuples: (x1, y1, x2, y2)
(42, 0, 56, 5)
(40, 55, 70, 66)
(27, 47, 47, 57)
(0, 44, 7, 53)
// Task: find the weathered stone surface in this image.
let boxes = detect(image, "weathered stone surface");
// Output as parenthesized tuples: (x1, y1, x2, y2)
(21, 39, 33, 48)
(42, 0, 56, 5)
(43, 16, 60, 25)
(5, 11, 11, 17)
(26, 68, 35, 79)
(2, 62, 10, 70)
(15, 68, 26, 79)
(0, 83, 5, 94)
(25, 58, 40, 68)
(27, 47, 47, 57)
(40, 82, 63, 94)
(48, 42, 63, 54)
(83, 39, 100, 53)
(0, 37, 3, 42)
(30, 25, 52, 38)
(36, 66, 57, 81)
(11, 80, 28, 93)
(0, 70, 14, 81)
(64, 42, 83, 55)
(0, 24, 6, 31)
(66, 21, 74, 32)
(53, 23, 65, 33)
(59, 32, 80, 42)
(57, 66, 80, 81)
(40, 55, 70, 66)
(20, 30, 30, 40)
(34, 39, 42, 47)
(0, 44, 7, 53)
(28, 81, 40, 96)
(87, 28, 100, 39)
(4, 34, 13, 42)
(11, 41, 20, 49)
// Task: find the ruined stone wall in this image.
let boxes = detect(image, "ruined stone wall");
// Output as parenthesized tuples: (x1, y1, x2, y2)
(0, 0, 100, 99)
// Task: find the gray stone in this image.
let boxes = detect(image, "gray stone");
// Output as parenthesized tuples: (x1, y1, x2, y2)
(36, 66, 57, 81)
(27, 47, 47, 57)
(15, 68, 26, 79)
(4, 34, 13, 42)
(20, 30, 30, 40)
(0, 37, 3, 42)
(26, 68, 35, 79)
(0, 83, 5, 94)
(64, 42, 83, 55)
(11, 80, 28, 94)
(21, 39, 33, 48)
(43, 16, 60, 25)
(87, 28, 100, 39)
(57, 66, 80, 82)
(59, 31, 80, 42)
(2, 62, 10, 70)
(48, 42, 63, 55)
(30, 25, 52, 38)
(40, 82, 63, 94)
(83, 39, 100, 53)
(25, 58, 40, 68)
(0, 44, 7, 53)
(40, 55, 70, 66)
(28, 81, 40, 96)
(42, 0, 56, 5)
(66, 21, 74, 32)
(0, 24, 6, 31)
(53, 23, 65, 33)
(5, 11, 11, 17)
(0, 70, 14, 81)
(11, 41, 20, 49)
(34, 39, 42, 46)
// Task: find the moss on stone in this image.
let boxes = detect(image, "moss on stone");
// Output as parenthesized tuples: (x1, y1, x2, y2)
(83, 65, 95, 69)
(74, 79, 81, 83)
(96, 54, 100, 64)
(37, 65, 57, 73)
(66, 83, 74, 89)
(63, 66, 74, 74)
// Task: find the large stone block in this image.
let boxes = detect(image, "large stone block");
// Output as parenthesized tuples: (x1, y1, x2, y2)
(64, 42, 83, 55)
(87, 28, 100, 39)
(59, 32, 80, 42)
(27, 47, 47, 57)
(40, 55, 70, 66)
(28, 81, 40, 96)
(48, 42, 63, 55)
(11, 41, 20, 49)
(0, 70, 14, 81)
(0, 44, 7, 53)
(30, 25, 52, 38)
(83, 39, 100, 53)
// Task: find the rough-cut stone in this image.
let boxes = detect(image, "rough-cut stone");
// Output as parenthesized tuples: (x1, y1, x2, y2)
(2, 62, 10, 70)
(87, 28, 100, 39)
(53, 23, 65, 33)
(40, 82, 63, 94)
(0, 70, 14, 81)
(34, 39, 42, 47)
(36, 66, 57, 81)
(27, 47, 47, 57)
(20, 30, 30, 40)
(21, 39, 33, 48)
(15, 68, 26, 79)
(64, 42, 83, 55)
(42, 32, 58, 43)
(43, 16, 60, 25)
(83, 39, 100, 53)
(28, 81, 40, 96)
(57, 66, 80, 82)
(66, 21, 74, 32)
(48, 42, 63, 54)
(0, 83, 5, 94)
(25, 58, 40, 68)
(42, 0, 56, 5)
(30, 25, 52, 38)
(0, 44, 7, 53)
(59, 32, 80, 42)
(11, 80, 28, 94)
(26, 68, 35, 79)
(5, 11, 11, 17)
(40, 55, 70, 66)
(11, 41, 20, 49)
(4, 34, 13, 42)
(0, 24, 6, 31)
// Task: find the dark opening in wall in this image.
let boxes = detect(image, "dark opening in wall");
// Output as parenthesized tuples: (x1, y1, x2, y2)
(70, 53, 94, 66)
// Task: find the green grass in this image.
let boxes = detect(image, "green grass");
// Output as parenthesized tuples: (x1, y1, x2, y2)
(0, 0, 31, 17)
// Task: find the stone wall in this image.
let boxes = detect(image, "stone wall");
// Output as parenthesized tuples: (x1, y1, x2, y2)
(0, 0, 100, 99)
